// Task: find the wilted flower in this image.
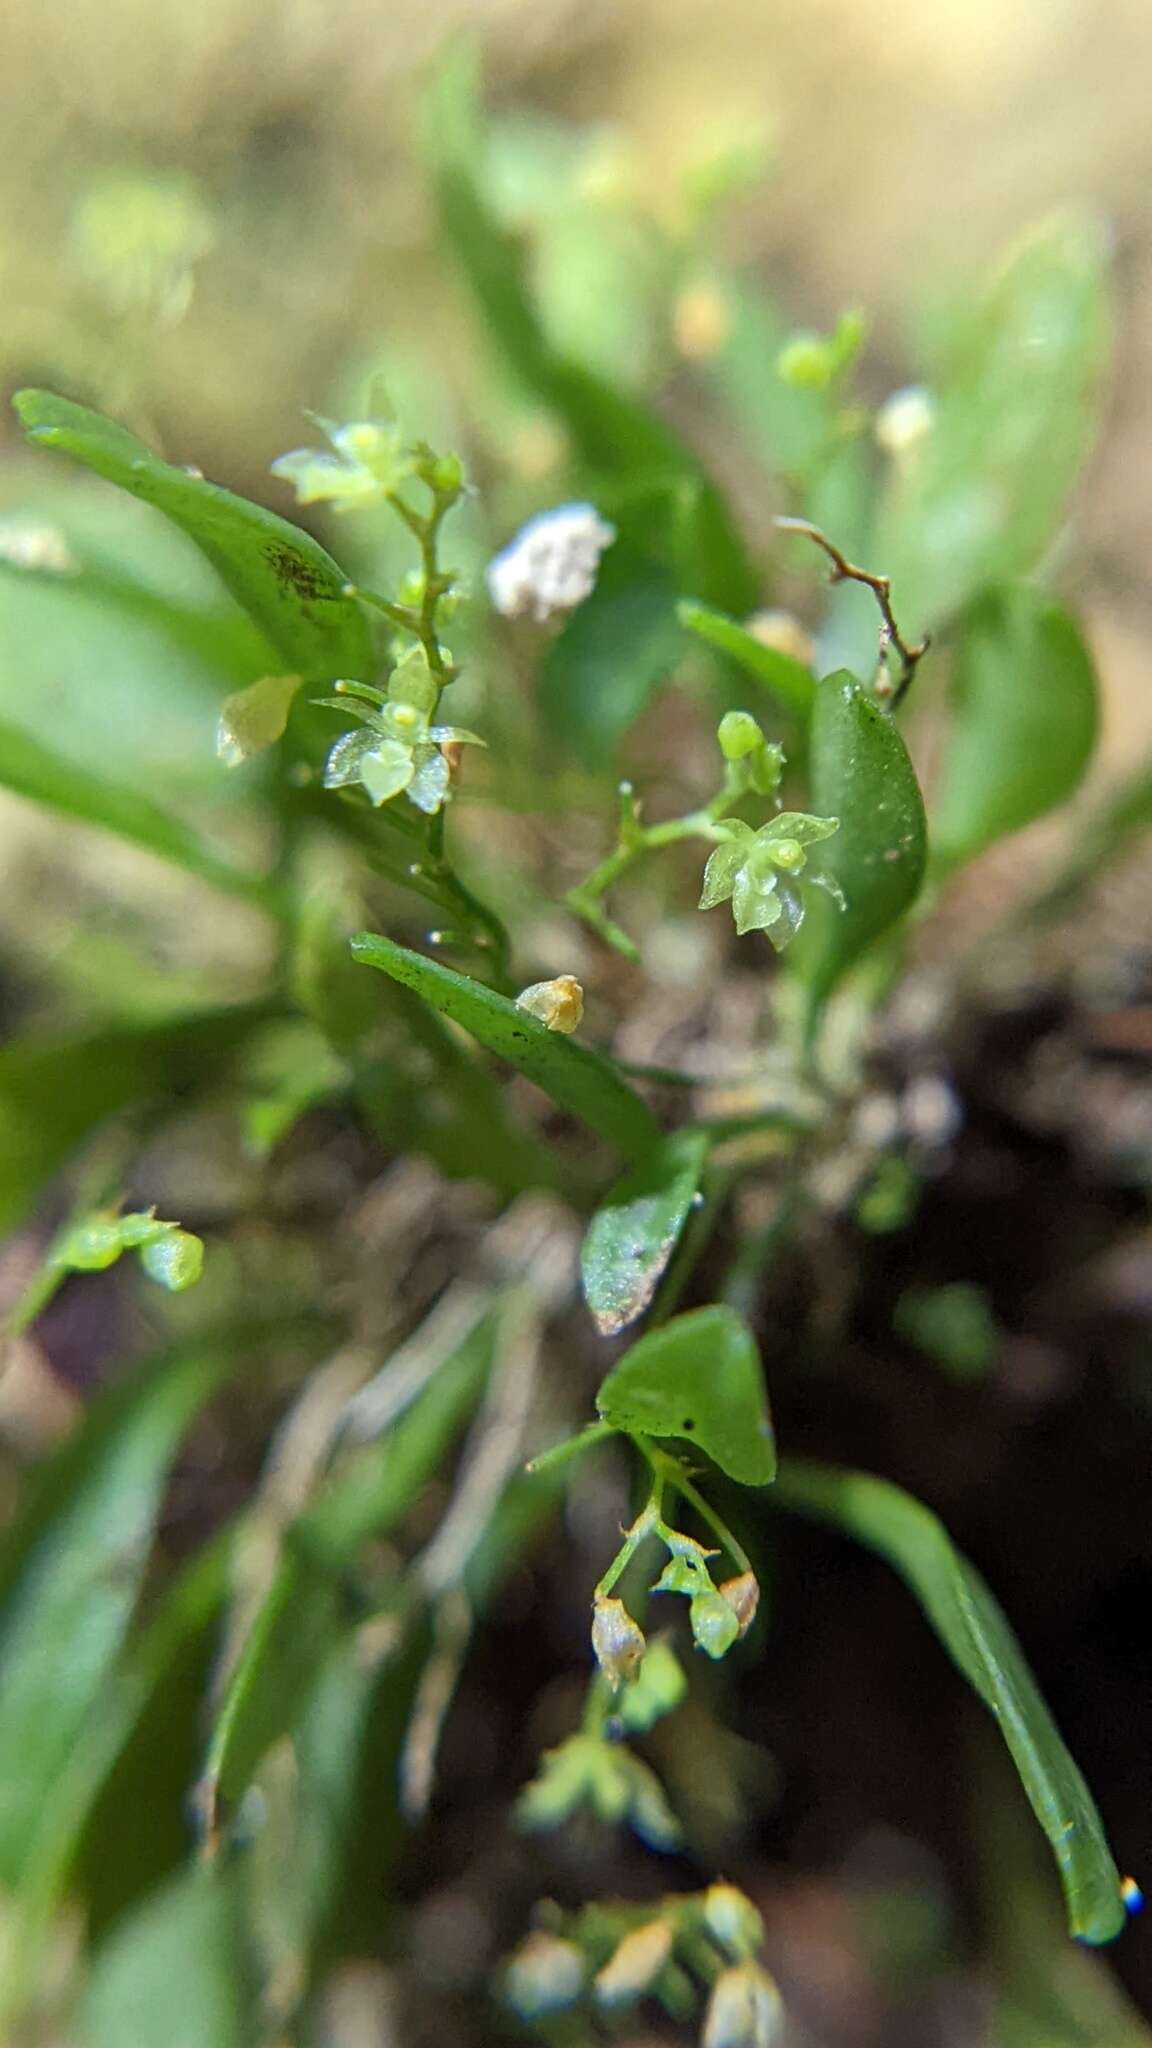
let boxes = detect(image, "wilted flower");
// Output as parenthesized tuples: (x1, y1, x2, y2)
(594, 1919, 674, 2006)
(702, 1963, 784, 2048)
(717, 1572, 760, 1638)
(515, 975, 585, 1034)
(699, 813, 841, 948)
(591, 1595, 646, 1686)
(504, 1932, 586, 2018)
(487, 502, 616, 622)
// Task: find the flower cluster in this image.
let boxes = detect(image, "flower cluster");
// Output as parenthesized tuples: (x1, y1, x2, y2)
(700, 811, 841, 947)
(487, 501, 616, 622)
(317, 647, 483, 816)
(504, 1883, 781, 2042)
(517, 1731, 682, 1850)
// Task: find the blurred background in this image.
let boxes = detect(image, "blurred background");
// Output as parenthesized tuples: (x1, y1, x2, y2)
(1, 2, 1151, 2043)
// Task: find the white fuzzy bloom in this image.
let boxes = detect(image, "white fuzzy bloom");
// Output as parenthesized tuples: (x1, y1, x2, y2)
(875, 385, 935, 456)
(487, 502, 616, 623)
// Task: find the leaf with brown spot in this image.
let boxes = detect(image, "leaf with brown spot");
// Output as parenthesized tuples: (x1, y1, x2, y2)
(581, 1129, 709, 1335)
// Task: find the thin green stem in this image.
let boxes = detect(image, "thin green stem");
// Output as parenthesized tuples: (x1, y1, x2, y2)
(526, 1420, 616, 1479)
(638, 1442, 752, 1575)
(593, 1483, 664, 1602)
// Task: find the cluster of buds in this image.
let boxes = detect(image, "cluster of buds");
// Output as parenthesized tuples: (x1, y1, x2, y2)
(504, 1882, 781, 2043)
(591, 1531, 759, 1688)
(486, 501, 616, 623)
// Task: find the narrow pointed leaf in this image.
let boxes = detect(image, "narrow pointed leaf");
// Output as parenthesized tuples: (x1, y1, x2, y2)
(596, 1304, 776, 1485)
(0, 1343, 231, 1889)
(875, 212, 1112, 632)
(795, 669, 927, 1006)
(774, 1459, 1126, 1945)
(679, 599, 814, 720)
(82, 1864, 257, 2048)
(0, 717, 274, 905)
(933, 586, 1098, 869)
(13, 390, 371, 677)
(350, 933, 660, 1161)
(582, 1129, 709, 1336)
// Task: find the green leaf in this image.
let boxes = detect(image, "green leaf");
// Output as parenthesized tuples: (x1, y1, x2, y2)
(933, 587, 1099, 869)
(774, 1460, 1127, 1945)
(13, 390, 372, 678)
(0, 717, 274, 904)
(678, 599, 814, 721)
(0, 1540, 230, 2021)
(596, 1304, 776, 1485)
(875, 213, 1112, 633)
(82, 1864, 257, 2048)
(541, 548, 683, 761)
(1024, 746, 1152, 926)
(0, 1003, 273, 1235)
(426, 59, 755, 616)
(581, 1129, 709, 1336)
(350, 933, 661, 1162)
(795, 669, 927, 1008)
(0, 1343, 231, 1891)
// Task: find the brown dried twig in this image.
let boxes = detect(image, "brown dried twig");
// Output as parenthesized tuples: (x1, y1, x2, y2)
(775, 515, 930, 705)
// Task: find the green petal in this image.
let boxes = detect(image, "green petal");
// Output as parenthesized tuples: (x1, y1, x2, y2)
(731, 865, 783, 936)
(359, 741, 415, 806)
(699, 842, 743, 910)
(323, 728, 379, 789)
(760, 810, 840, 846)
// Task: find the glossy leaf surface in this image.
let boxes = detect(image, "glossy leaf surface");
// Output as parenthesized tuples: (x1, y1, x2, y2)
(933, 586, 1098, 869)
(796, 669, 927, 1007)
(14, 390, 371, 677)
(775, 1460, 1127, 1945)
(351, 933, 660, 1161)
(596, 1304, 775, 1485)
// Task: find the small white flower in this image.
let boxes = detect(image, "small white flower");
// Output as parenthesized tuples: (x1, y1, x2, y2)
(487, 502, 616, 623)
(875, 384, 935, 457)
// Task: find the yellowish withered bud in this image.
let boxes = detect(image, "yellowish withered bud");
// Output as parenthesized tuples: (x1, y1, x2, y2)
(701, 1882, 764, 1959)
(743, 609, 815, 668)
(593, 1918, 674, 2005)
(717, 1572, 760, 1638)
(515, 974, 585, 1035)
(673, 281, 733, 361)
(591, 1594, 646, 1687)
(504, 1931, 586, 2018)
(703, 1962, 784, 2047)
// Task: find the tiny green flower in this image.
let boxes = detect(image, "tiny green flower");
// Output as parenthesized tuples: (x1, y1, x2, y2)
(517, 1734, 681, 1850)
(271, 414, 415, 509)
(689, 1589, 742, 1659)
(321, 699, 484, 815)
(591, 1594, 646, 1687)
(699, 813, 840, 948)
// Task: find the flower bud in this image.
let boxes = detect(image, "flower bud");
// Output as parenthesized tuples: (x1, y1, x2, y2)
(430, 450, 466, 496)
(593, 1919, 674, 2005)
(703, 1963, 783, 2048)
(591, 1595, 646, 1687)
(717, 710, 763, 761)
(138, 1227, 204, 1293)
(702, 1883, 764, 1960)
(504, 1932, 585, 2019)
(717, 1572, 760, 1639)
(766, 836, 804, 873)
(689, 1589, 741, 1660)
(515, 975, 584, 1035)
(875, 384, 935, 457)
(776, 333, 833, 389)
